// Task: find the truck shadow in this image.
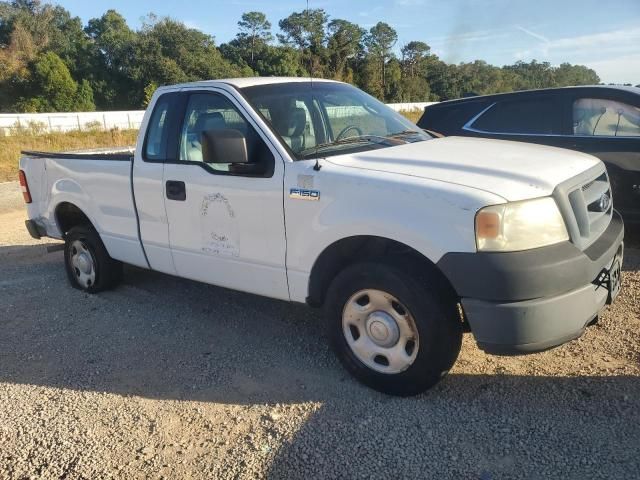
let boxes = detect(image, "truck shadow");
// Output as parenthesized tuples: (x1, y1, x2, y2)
(263, 372, 640, 479)
(0, 243, 639, 478)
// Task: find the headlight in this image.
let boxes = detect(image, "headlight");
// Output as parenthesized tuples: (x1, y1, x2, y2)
(475, 197, 569, 252)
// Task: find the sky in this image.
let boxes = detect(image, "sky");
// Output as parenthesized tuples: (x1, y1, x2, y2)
(54, 0, 640, 84)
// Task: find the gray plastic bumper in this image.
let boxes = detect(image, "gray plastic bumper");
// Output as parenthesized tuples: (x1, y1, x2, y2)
(463, 281, 609, 354)
(438, 211, 625, 354)
(25, 219, 46, 239)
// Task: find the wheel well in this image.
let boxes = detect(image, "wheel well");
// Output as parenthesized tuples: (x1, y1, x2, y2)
(55, 202, 93, 237)
(307, 236, 459, 308)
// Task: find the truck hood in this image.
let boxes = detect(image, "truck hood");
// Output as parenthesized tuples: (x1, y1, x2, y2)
(326, 136, 601, 202)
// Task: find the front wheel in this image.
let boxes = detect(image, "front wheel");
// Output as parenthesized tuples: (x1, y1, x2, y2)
(64, 225, 122, 293)
(325, 261, 462, 396)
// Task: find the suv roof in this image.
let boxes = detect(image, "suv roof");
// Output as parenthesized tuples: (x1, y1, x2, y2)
(436, 85, 640, 106)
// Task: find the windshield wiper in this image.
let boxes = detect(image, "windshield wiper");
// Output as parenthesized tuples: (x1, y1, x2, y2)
(387, 129, 422, 137)
(298, 135, 395, 158)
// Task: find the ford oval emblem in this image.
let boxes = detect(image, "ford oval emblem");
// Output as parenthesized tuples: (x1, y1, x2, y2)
(598, 193, 611, 212)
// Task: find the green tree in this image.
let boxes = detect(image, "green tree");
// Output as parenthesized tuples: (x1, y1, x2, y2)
(0, 20, 36, 86)
(31, 51, 77, 110)
(237, 11, 272, 68)
(253, 45, 307, 77)
(400, 41, 430, 78)
(365, 22, 398, 100)
(424, 57, 460, 100)
(143, 81, 158, 107)
(15, 51, 88, 112)
(554, 62, 599, 86)
(0, 1, 95, 111)
(219, 40, 247, 69)
(503, 60, 557, 90)
(326, 19, 364, 81)
(384, 57, 403, 101)
(74, 79, 95, 111)
(1, 2, 92, 72)
(131, 16, 244, 105)
(456, 60, 510, 96)
(278, 8, 328, 75)
(85, 9, 137, 109)
(399, 75, 431, 102)
(0, 2, 610, 109)
(358, 56, 384, 99)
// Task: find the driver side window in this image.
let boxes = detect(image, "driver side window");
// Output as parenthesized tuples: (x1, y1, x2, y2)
(178, 93, 274, 175)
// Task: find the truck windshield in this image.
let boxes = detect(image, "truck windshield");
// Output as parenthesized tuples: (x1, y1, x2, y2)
(241, 82, 431, 160)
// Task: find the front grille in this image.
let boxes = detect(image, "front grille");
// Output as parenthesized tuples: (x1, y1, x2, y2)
(570, 172, 612, 241)
(555, 166, 613, 251)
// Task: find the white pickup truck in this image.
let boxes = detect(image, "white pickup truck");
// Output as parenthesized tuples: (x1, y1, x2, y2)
(20, 77, 624, 396)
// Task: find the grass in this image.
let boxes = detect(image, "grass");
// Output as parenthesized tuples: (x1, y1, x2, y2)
(0, 109, 421, 182)
(399, 109, 423, 124)
(0, 129, 138, 182)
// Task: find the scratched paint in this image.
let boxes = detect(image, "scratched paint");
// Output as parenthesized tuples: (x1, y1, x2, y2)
(200, 193, 239, 257)
(201, 193, 235, 218)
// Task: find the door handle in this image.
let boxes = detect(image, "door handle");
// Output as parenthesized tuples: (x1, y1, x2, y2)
(166, 180, 186, 201)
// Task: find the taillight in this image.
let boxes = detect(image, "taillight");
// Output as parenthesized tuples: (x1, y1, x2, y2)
(18, 169, 32, 203)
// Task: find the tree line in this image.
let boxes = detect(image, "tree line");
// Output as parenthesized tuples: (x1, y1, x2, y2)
(0, 0, 603, 113)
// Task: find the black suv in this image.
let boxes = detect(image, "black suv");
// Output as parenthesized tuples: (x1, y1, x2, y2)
(417, 86, 640, 224)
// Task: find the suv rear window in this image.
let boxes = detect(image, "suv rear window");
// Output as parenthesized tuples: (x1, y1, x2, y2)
(573, 98, 640, 137)
(471, 97, 562, 135)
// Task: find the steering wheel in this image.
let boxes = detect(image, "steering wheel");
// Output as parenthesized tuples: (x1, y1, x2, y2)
(335, 125, 363, 141)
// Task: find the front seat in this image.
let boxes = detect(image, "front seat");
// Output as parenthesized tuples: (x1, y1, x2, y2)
(186, 112, 227, 161)
(274, 107, 307, 153)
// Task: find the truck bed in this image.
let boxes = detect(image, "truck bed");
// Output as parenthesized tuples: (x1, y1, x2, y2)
(19, 146, 148, 269)
(21, 147, 134, 161)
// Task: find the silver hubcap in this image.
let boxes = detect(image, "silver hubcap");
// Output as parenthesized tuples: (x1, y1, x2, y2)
(342, 289, 419, 374)
(70, 240, 96, 289)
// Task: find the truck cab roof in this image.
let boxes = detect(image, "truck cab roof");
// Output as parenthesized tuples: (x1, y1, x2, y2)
(157, 77, 342, 92)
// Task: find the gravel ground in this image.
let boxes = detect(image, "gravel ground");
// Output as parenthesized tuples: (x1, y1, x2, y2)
(0, 181, 23, 214)
(1, 184, 639, 479)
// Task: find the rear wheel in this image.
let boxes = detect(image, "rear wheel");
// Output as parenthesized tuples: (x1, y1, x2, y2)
(64, 225, 122, 293)
(325, 261, 462, 396)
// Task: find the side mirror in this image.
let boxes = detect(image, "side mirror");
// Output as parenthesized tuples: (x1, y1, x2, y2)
(201, 129, 248, 164)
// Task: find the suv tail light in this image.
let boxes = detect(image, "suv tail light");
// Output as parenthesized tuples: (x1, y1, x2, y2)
(18, 169, 32, 203)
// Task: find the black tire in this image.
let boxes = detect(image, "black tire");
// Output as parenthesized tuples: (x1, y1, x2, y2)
(63, 225, 123, 293)
(325, 261, 462, 396)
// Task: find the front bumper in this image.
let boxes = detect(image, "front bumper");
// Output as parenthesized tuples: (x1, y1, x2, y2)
(437, 211, 625, 354)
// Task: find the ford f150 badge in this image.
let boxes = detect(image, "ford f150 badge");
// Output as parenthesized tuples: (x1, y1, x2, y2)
(290, 188, 320, 201)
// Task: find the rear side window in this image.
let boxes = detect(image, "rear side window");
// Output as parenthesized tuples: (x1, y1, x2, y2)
(471, 97, 562, 135)
(573, 98, 640, 137)
(144, 94, 175, 160)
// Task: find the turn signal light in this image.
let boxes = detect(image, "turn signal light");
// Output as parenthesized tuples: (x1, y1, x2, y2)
(18, 169, 32, 203)
(475, 210, 500, 239)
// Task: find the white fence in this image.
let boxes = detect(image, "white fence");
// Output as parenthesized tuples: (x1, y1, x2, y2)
(386, 102, 436, 112)
(0, 102, 435, 136)
(0, 111, 145, 135)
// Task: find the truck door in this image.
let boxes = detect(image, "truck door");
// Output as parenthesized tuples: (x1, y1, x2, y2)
(162, 89, 289, 300)
(133, 90, 183, 275)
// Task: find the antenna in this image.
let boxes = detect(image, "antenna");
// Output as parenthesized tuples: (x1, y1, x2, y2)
(306, 0, 313, 83)
(307, 0, 322, 170)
